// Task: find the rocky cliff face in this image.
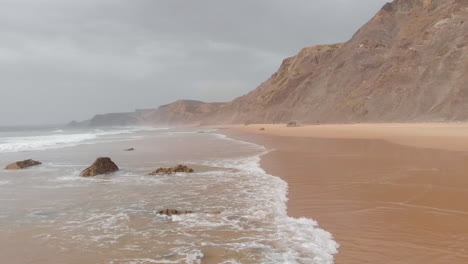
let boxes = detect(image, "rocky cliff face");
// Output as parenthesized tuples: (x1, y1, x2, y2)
(75, 0, 467, 127)
(214, 0, 468, 124)
(69, 111, 149, 127)
(73, 100, 222, 127)
(143, 100, 224, 126)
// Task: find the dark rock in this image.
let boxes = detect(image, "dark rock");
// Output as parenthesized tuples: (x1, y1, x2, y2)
(149, 165, 194, 175)
(157, 209, 194, 216)
(80, 157, 119, 177)
(286, 122, 299, 127)
(157, 209, 221, 216)
(124, 148, 135, 151)
(5, 159, 42, 170)
(259, 127, 265, 131)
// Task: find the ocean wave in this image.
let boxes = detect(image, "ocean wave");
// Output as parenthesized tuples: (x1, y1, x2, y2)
(0, 127, 167, 153)
(0, 133, 98, 153)
(204, 137, 340, 263)
(2, 128, 338, 263)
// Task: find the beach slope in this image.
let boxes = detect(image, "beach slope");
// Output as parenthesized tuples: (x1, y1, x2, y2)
(226, 123, 468, 263)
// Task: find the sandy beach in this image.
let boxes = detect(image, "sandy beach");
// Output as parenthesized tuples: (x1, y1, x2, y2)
(225, 123, 468, 263)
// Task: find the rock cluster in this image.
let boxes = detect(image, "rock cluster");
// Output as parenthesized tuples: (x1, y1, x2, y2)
(80, 157, 119, 177)
(4, 159, 42, 170)
(149, 165, 194, 175)
(157, 209, 194, 216)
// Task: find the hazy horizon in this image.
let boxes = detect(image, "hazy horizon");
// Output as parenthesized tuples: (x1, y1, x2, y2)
(0, 0, 388, 126)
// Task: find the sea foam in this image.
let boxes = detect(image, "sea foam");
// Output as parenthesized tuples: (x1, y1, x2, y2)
(0, 127, 164, 153)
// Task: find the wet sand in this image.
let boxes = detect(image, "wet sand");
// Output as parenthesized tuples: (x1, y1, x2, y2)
(224, 124, 468, 263)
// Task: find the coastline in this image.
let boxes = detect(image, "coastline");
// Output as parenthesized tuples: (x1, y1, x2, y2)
(0, 127, 340, 263)
(222, 124, 468, 263)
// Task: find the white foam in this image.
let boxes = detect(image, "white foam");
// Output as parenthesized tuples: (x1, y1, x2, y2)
(1, 128, 339, 263)
(0, 181, 10, 186)
(0, 127, 165, 153)
(208, 133, 340, 263)
(0, 133, 98, 153)
(183, 250, 204, 264)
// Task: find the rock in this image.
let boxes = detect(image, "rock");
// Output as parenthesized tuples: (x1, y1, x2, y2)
(157, 209, 194, 216)
(80, 157, 119, 177)
(124, 148, 135, 151)
(157, 209, 221, 216)
(286, 121, 299, 127)
(259, 127, 265, 131)
(149, 164, 194, 175)
(4, 159, 42, 170)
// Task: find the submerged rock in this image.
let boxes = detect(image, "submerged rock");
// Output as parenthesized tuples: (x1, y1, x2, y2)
(124, 148, 135, 151)
(157, 209, 194, 216)
(4, 159, 42, 170)
(149, 165, 194, 175)
(157, 209, 221, 216)
(80, 157, 119, 177)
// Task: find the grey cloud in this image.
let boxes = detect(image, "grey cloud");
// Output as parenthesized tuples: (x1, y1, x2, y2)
(0, 0, 388, 125)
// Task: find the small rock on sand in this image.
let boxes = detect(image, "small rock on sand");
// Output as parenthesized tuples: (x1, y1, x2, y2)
(286, 121, 299, 127)
(124, 148, 135, 151)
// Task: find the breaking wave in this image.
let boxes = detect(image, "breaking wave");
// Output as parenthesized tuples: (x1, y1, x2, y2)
(0, 127, 164, 153)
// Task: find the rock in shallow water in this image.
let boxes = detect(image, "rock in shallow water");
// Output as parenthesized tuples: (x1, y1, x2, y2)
(157, 209, 195, 216)
(157, 209, 221, 216)
(149, 165, 194, 175)
(4, 159, 42, 170)
(80, 157, 119, 177)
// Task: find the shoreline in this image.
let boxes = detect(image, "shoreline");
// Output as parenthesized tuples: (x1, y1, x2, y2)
(228, 123, 468, 152)
(222, 123, 468, 263)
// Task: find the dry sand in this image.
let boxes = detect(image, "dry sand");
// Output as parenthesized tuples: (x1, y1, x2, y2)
(224, 123, 468, 263)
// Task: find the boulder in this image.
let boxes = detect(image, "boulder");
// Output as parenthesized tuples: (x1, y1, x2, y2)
(157, 209, 194, 216)
(124, 148, 135, 151)
(149, 164, 194, 175)
(80, 157, 119, 177)
(259, 127, 265, 131)
(4, 159, 42, 170)
(286, 121, 299, 127)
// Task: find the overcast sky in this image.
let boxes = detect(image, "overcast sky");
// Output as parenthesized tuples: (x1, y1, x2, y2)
(0, 0, 388, 125)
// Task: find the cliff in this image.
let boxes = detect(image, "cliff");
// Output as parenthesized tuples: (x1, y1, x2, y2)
(74, 0, 468, 127)
(143, 100, 224, 126)
(72, 100, 222, 127)
(214, 0, 468, 124)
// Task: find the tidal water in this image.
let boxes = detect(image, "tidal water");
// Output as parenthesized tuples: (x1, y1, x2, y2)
(0, 127, 338, 264)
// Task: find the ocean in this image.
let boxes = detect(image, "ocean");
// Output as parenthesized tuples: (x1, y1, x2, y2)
(0, 126, 338, 264)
